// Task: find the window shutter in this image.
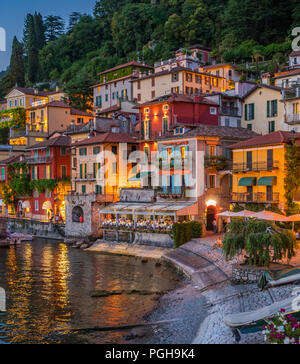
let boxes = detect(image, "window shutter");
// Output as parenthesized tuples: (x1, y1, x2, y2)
(93, 163, 96, 179)
(267, 101, 270, 117)
(80, 164, 82, 179)
(251, 104, 255, 120)
(244, 104, 248, 121)
(274, 100, 278, 116)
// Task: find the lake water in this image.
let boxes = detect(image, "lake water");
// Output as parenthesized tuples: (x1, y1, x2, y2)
(0, 240, 181, 344)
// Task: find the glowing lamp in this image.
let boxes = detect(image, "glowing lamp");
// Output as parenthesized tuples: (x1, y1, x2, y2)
(206, 200, 217, 207)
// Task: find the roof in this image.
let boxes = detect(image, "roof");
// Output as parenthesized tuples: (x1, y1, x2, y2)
(0, 155, 24, 165)
(73, 132, 138, 147)
(228, 131, 300, 150)
(0, 100, 6, 104)
(98, 61, 153, 76)
(27, 135, 71, 150)
(6, 87, 64, 98)
(28, 100, 92, 116)
(95, 104, 121, 114)
(138, 94, 218, 108)
(157, 124, 258, 141)
(188, 44, 212, 52)
(204, 63, 237, 70)
(131, 66, 225, 83)
(241, 83, 285, 99)
(274, 69, 300, 79)
(290, 51, 300, 57)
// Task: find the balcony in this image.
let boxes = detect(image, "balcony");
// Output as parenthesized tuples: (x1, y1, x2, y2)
(232, 192, 280, 204)
(26, 157, 53, 164)
(74, 173, 96, 181)
(232, 160, 279, 172)
(220, 108, 241, 117)
(285, 114, 300, 124)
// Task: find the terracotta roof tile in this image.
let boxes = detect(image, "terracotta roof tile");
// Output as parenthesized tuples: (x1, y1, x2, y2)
(98, 61, 153, 76)
(27, 136, 71, 150)
(228, 131, 300, 149)
(73, 133, 137, 147)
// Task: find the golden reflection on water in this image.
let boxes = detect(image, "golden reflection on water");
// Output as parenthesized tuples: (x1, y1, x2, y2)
(0, 241, 180, 344)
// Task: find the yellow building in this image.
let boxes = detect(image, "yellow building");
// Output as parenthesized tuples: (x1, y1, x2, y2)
(242, 84, 286, 134)
(202, 63, 242, 90)
(229, 131, 300, 212)
(132, 67, 226, 104)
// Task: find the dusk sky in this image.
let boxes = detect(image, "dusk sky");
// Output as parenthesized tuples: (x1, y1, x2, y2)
(0, 0, 96, 71)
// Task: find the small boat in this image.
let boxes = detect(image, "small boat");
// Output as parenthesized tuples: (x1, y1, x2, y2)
(9, 233, 33, 242)
(258, 267, 300, 290)
(224, 296, 300, 343)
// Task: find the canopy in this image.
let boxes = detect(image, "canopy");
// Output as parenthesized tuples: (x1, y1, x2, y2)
(286, 214, 300, 222)
(257, 177, 276, 186)
(22, 201, 31, 209)
(42, 201, 52, 210)
(238, 177, 256, 187)
(217, 211, 236, 217)
(252, 211, 288, 222)
(99, 201, 199, 218)
(232, 210, 255, 218)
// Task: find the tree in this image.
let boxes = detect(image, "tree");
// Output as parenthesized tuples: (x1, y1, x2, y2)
(68, 12, 83, 32)
(45, 16, 65, 42)
(8, 37, 25, 87)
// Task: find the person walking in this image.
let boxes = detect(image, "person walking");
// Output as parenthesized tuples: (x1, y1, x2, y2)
(212, 219, 217, 234)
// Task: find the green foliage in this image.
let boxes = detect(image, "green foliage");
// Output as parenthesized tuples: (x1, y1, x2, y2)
(2, 162, 31, 211)
(222, 219, 297, 267)
(172, 221, 203, 248)
(29, 179, 58, 193)
(285, 142, 300, 215)
(0, 108, 26, 129)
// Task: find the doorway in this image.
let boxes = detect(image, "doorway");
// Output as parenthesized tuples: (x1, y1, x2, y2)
(206, 206, 217, 231)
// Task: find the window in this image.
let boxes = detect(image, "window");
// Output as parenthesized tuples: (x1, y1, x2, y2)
(137, 81, 141, 90)
(112, 163, 117, 174)
(95, 185, 102, 195)
(45, 166, 51, 179)
(152, 78, 155, 87)
(105, 94, 109, 102)
(79, 148, 87, 156)
(112, 146, 117, 155)
(237, 119, 242, 128)
(31, 112, 36, 123)
(93, 163, 101, 179)
(33, 190, 39, 198)
(209, 145, 216, 156)
(195, 75, 202, 84)
(247, 124, 253, 131)
(61, 166, 67, 179)
(45, 190, 52, 198)
(96, 96, 102, 107)
(152, 91, 155, 99)
(293, 103, 299, 115)
(61, 147, 66, 156)
(225, 118, 230, 127)
(267, 100, 278, 117)
(245, 104, 255, 120)
(171, 87, 179, 94)
(35, 201, 39, 212)
(77, 118, 83, 124)
(14, 99, 18, 106)
(137, 94, 141, 102)
(82, 185, 86, 194)
(93, 146, 100, 155)
(269, 120, 275, 133)
(163, 117, 169, 134)
(209, 175, 216, 188)
(80, 164, 87, 179)
(210, 107, 217, 115)
(172, 73, 179, 82)
(186, 73, 193, 82)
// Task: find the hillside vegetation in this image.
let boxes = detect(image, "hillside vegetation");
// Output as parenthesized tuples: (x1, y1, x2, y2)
(0, 0, 299, 110)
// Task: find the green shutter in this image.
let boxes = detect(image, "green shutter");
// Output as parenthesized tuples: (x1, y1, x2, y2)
(80, 164, 82, 179)
(244, 104, 248, 121)
(93, 163, 96, 179)
(251, 104, 255, 120)
(141, 121, 145, 139)
(267, 101, 270, 117)
(274, 100, 278, 116)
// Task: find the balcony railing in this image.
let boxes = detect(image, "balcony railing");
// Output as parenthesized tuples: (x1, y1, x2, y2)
(286, 114, 300, 124)
(220, 108, 241, 117)
(74, 173, 96, 181)
(26, 157, 53, 164)
(232, 160, 279, 172)
(232, 192, 280, 203)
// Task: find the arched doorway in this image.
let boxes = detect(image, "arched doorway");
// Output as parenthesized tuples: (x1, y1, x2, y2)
(206, 205, 217, 231)
(72, 206, 84, 223)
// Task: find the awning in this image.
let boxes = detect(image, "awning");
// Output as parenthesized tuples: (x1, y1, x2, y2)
(22, 201, 31, 209)
(257, 177, 276, 186)
(238, 177, 256, 187)
(99, 201, 199, 217)
(42, 201, 52, 210)
(128, 171, 152, 182)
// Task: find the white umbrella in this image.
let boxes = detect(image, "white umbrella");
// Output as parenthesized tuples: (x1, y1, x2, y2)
(217, 211, 236, 217)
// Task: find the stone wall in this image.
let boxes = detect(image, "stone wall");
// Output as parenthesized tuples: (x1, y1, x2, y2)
(134, 232, 174, 248)
(232, 264, 267, 284)
(4, 218, 65, 240)
(65, 194, 96, 238)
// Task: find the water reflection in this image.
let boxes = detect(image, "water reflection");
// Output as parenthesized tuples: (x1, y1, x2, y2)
(0, 240, 180, 344)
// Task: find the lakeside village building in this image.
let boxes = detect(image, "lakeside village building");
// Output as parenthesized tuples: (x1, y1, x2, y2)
(0, 46, 300, 242)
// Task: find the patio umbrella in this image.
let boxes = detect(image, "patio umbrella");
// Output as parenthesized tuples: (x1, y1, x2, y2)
(252, 211, 289, 222)
(232, 210, 255, 218)
(217, 211, 236, 217)
(286, 214, 300, 231)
